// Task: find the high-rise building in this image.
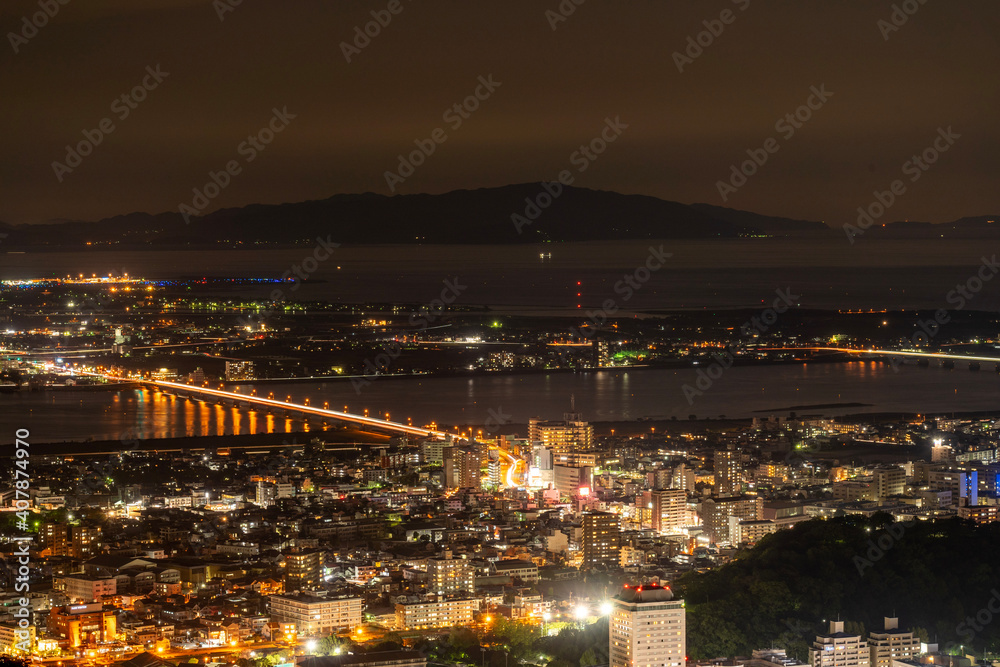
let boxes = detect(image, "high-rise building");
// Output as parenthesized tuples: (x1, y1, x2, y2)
(868, 617, 920, 667)
(40, 523, 68, 557)
(700, 495, 763, 545)
(255, 480, 277, 507)
(873, 466, 905, 499)
(609, 583, 685, 667)
(71, 526, 101, 559)
(554, 464, 594, 497)
(582, 511, 620, 569)
(714, 445, 741, 495)
(421, 439, 446, 465)
(43, 524, 101, 559)
(928, 468, 978, 506)
(529, 404, 594, 453)
(283, 548, 323, 590)
(809, 621, 870, 667)
(427, 553, 474, 595)
(592, 339, 611, 368)
(444, 446, 481, 489)
(651, 489, 686, 534)
(225, 360, 255, 381)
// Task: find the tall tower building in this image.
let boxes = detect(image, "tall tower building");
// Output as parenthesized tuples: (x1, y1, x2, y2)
(609, 583, 686, 667)
(529, 400, 594, 452)
(873, 466, 905, 500)
(868, 617, 919, 667)
(700, 496, 763, 545)
(582, 511, 620, 569)
(714, 445, 741, 495)
(284, 548, 323, 591)
(69, 525, 101, 559)
(651, 489, 686, 534)
(444, 446, 482, 489)
(41, 523, 69, 557)
(809, 621, 870, 667)
(427, 553, 474, 595)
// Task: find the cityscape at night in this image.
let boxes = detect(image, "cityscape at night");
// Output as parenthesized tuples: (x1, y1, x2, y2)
(3, 2, 1000, 667)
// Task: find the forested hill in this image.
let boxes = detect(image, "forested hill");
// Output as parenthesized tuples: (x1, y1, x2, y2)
(679, 515, 1000, 659)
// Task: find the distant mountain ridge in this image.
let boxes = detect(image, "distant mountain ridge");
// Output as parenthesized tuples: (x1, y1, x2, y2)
(2, 184, 996, 247)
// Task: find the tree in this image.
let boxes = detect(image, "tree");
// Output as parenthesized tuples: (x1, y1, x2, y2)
(317, 634, 356, 656)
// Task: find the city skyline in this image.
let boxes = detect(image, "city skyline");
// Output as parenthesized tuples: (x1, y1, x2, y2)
(5, 1, 1000, 665)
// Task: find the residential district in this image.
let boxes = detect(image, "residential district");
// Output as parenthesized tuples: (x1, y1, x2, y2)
(3, 410, 1000, 667)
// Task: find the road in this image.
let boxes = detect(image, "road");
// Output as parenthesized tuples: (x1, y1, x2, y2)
(500, 449, 525, 488)
(761, 346, 1000, 364)
(35, 364, 451, 439)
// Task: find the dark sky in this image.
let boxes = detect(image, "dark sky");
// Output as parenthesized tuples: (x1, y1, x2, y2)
(2, 0, 998, 225)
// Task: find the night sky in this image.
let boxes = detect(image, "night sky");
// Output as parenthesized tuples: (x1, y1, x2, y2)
(2, 0, 998, 226)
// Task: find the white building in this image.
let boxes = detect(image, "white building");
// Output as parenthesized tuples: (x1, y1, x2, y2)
(610, 583, 685, 667)
(869, 617, 919, 667)
(395, 597, 477, 630)
(809, 620, 870, 667)
(427, 554, 474, 595)
(269, 594, 362, 637)
(57, 575, 117, 603)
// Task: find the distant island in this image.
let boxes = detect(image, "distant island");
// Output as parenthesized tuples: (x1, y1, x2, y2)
(0, 183, 996, 247)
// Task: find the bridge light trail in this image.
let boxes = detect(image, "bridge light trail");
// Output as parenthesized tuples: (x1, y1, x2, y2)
(758, 346, 1000, 364)
(151, 379, 448, 438)
(46, 364, 448, 439)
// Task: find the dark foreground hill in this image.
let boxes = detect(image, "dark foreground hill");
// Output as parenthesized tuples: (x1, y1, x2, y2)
(680, 515, 1000, 659)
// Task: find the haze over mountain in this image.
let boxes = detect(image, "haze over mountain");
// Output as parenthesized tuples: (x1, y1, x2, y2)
(0, 184, 995, 248)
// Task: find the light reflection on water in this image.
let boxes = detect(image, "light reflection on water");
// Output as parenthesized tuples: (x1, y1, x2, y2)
(3, 361, 999, 444)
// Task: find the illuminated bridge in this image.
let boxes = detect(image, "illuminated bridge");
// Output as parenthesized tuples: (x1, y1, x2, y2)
(155, 380, 450, 438)
(761, 347, 1000, 366)
(52, 368, 450, 439)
